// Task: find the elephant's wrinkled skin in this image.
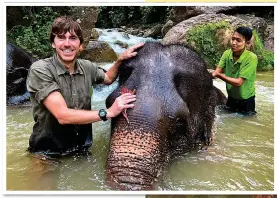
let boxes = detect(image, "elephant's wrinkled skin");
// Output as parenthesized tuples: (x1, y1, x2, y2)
(105, 42, 226, 190)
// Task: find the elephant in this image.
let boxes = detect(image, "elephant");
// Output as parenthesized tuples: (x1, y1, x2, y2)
(105, 42, 226, 190)
(6, 42, 34, 102)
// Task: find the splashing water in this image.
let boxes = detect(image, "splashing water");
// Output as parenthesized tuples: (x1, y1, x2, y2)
(97, 28, 159, 55)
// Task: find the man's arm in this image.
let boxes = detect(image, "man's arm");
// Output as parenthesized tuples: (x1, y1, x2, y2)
(213, 70, 245, 87)
(43, 91, 136, 125)
(104, 43, 144, 85)
(211, 67, 223, 78)
(103, 59, 123, 85)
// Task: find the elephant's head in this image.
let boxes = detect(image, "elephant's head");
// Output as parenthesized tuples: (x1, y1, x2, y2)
(105, 42, 226, 190)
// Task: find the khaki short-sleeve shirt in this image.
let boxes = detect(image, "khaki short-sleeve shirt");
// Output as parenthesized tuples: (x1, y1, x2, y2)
(26, 54, 105, 154)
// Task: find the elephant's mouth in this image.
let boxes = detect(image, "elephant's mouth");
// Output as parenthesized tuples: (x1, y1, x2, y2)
(106, 127, 168, 190)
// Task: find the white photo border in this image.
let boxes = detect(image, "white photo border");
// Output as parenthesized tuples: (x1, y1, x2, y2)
(1, 2, 276, 197)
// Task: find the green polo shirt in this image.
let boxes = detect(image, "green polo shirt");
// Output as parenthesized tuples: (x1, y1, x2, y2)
(218, 49, 257, 100)
(26, 53, 105, 154)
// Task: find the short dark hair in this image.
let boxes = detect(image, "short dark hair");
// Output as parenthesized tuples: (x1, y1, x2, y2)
(235, 27, 253, 42)
(50, 16, 84, 44)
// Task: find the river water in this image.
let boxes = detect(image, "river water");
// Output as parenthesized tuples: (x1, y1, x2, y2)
(6, 30, 274, 191)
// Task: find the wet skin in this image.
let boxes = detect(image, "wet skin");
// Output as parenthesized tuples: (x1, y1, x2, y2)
(105, 42, 226, 190)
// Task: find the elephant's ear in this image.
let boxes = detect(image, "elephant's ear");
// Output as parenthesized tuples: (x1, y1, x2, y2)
(212, 86, 227, 106)
(173, 70, 214, 109)
(173, 68, 217, 145)
(118, 43, 148, 85)
(118, 61, 133, 85)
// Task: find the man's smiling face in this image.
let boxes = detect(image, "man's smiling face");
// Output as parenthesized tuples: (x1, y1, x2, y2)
(52, 31, 81, 65)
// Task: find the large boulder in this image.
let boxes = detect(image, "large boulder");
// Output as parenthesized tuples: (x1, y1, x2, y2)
(168, 7, 203, 24)
(162, 13, 251, 45)
(143, 24, 163, 38)
(79, 40, 117, 62)
(161, 20, 174, 37)
(162, 13, 273, 71)
(90, 28, 99, 40)
(162, 6, 270, 38)
(236, 14, 268, 39)
(168, 6, 240, 25)
(71, 7, 99, 47)
(6, 43, 34, 97)
(264, 24, 274, 51)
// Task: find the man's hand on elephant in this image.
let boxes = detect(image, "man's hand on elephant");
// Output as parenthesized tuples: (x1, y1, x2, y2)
(211, 71, 219, 79)
(107, 93, 136, 118)
(211, 67, 223, 79)
(118, 43, 145, 61)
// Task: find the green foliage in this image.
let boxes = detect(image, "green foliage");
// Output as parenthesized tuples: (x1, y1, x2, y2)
(96, 6, 171, 28)
(97, 7, 141, 28)
(186, 21, 232, 68)
(140, 7, 154, 23)
(256, 50, 274, 71)
(252, 31, 274, 71)
(186, 21, 274, 71)
(96, 6, 111, 27)
(8, 7, 59, 59)
(108, 7, 127, 27)
(140, 6, 170, 24)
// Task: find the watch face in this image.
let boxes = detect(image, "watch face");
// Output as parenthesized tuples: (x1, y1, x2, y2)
(100, 111, 106, 117)
(99, 109, 107, 121)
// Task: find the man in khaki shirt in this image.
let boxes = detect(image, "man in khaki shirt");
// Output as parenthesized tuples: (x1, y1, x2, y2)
(26, 16, 144, 156)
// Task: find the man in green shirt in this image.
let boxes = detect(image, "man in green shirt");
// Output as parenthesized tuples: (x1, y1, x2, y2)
(212, 27, 257, 114)
(26, 16, 144, 156)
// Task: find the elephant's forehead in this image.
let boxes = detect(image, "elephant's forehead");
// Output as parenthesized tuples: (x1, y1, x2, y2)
(138, 60, 173, 85)
(136, 78, 177, 102)
(141, 52, 175, 70)
(133, 84, 185, 119)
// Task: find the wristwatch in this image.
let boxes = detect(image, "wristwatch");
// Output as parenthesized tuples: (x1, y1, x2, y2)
(98, 109, 107, 121)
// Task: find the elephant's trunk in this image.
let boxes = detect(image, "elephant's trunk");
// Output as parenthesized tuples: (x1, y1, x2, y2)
(106, 117, 168, 190)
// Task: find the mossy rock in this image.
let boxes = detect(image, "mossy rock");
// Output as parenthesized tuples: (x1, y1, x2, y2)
(185, 21, 273, 71)
(163, 14, 273, 71)
(162, 13, 250, 45)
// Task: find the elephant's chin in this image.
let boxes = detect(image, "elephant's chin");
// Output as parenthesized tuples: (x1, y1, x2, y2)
(106, 128, 167, 190)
